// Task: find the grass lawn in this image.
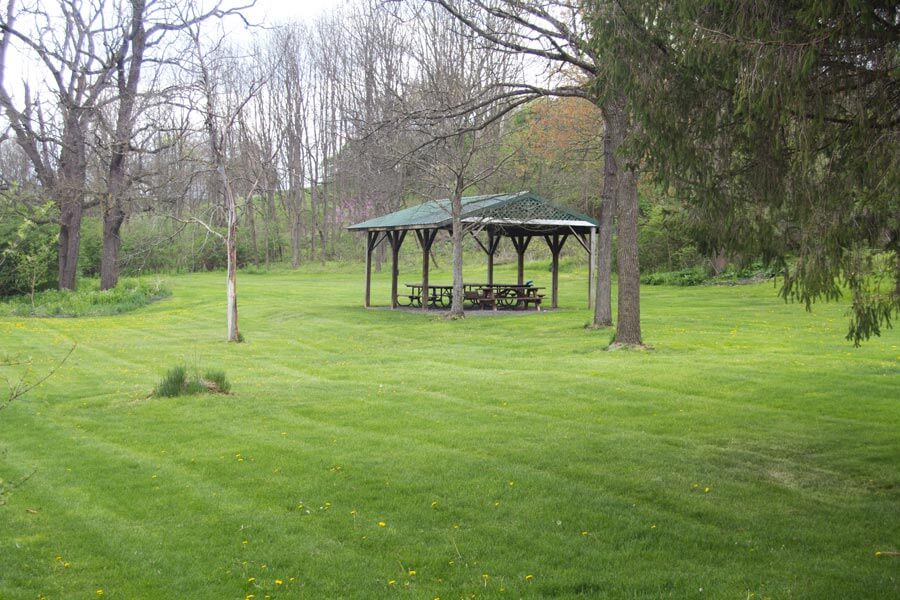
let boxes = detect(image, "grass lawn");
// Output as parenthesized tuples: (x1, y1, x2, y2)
(1, 263, 897, 599)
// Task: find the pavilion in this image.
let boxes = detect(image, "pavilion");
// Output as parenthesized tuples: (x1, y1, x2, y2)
(347, 191, 600, 310)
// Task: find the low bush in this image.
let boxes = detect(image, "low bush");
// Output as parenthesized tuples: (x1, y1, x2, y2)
(709, 262, 778, 284)
(154, 365, 231, 398)
(641, 267, 709, 286)
(0, 277, 171, 317)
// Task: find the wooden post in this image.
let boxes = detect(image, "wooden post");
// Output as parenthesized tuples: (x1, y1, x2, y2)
(416, 229, 437, 311)
(511, 235, 531, 286)
(589, 227, 598, 309)
(487, 232, 499, 286)
(365, 231, 373, 307)
(544, 234, 568, 309)
(421, 233, 429, 311)
(387, 230, 406, 309)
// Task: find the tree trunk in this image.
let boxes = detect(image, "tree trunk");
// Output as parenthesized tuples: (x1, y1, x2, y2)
(100, 0, 148, 290)
(594, 101, 620, 326)
(57, 191, 83, 290)
(448, 181, 465, 318)
(225, 182, 240, 342)
(614, 156, 641, 346)
(247, 194, 259, 267)
(100, 203, 126, 289)
(291, 210, 302, 268)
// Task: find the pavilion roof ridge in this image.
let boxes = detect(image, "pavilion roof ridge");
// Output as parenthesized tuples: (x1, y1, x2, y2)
(347, 190, 598, 232)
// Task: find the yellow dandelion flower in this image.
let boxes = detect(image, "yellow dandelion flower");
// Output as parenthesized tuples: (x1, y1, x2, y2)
(704, 487, 710, 493)
(377, 521, 386, 527)
(408, 569, 416, 576)
(431, 501, 438, 509)
(245, 595, 254, 600)
(581, 531, 588, 536)
(275, 579, 283, 585)
(875, 551, 882, 557)
(650, 524, 657, 529)
(525, 574, 534, 581)
(248, 577, 255, 582)
(388, 580, 396, 586)
(96, 590, 104, 597)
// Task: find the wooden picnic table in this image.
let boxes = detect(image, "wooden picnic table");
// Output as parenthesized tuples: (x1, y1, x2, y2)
(402, 283, 544, 310)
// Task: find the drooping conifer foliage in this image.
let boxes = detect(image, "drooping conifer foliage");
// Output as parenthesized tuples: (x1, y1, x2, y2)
(588, 0, 899, 343)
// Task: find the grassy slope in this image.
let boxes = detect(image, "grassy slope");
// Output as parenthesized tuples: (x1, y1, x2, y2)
(0, 264, 897, 599)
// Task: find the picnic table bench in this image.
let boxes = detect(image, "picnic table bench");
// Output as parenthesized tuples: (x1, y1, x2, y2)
(403, 283, 544, 311)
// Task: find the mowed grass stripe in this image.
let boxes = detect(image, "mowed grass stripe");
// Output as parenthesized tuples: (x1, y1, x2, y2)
(1, 266, 897, 598)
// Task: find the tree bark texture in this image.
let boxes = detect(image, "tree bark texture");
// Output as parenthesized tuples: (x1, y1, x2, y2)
(615, 153, 642, 346)
(594, 100, 621, 327)
(57, 131, 88, 290)
(449, 184, 465, 318)
(223, 171, 240, 342)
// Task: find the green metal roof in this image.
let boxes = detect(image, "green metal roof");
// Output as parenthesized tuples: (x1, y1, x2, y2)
(347, 191, 598, 231)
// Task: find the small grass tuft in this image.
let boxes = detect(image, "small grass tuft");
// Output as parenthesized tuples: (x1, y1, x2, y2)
(203, 370, 230, 394)
(154, 365, 230, 397)
(155, 365, 188, 397)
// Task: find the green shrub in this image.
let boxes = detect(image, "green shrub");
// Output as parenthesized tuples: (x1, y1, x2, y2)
(641, 267, 709, 286)
(711, 261, 778, 283)
(155, 366, 189, 397)
(0, 277, 171, 317)
(0, 197, 58, 298)
(154, 365, 231, 398)
(78, 217, 102, 278)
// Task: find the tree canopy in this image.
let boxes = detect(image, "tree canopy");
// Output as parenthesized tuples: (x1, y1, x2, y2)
(587, 0, 899, 343)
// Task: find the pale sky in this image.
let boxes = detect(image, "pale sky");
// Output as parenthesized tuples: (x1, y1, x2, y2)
(244, 0, 342, 25)
(1, 0, 343, 98)
(224, 0, 343, 34)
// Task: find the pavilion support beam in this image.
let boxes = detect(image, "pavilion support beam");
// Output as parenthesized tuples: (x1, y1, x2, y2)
(472, 229, 501, 286)
(387, 230, 407, 309)
(573, 229, 595, 309)
(590, 227, 598, 309)
(415, 229, 438, 311)
(487, 231, 500, 286)
(543, 233, 568, 309)
(510, 235, 532, 286)
(364, 231, 385, 307)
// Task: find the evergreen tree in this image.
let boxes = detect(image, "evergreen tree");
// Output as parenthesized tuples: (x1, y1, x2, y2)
(588, 0, 899, 344)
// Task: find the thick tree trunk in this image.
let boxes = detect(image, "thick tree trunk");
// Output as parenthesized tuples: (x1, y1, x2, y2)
(57, 196, 83, 290)
(615, 160, 642, 346)
(100, 204, 126, 289)
(594, 101, 621, 327)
